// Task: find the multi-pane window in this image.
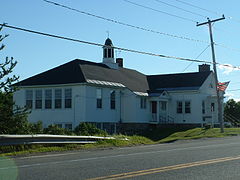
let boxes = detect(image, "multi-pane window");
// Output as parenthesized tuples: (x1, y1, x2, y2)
(45, 89, 52, 109)
(140, 97, 146, 109)
(35, 90, 42, 109)
(177, 101, 183, 113)
(185, 101, 191, 113)
(110, 90, 116, 109)
(65, 124, 72, 130)
(64, 88, 72, 108)
(202, 101, 205, 114)
(55, 89, 62, 109)
(25, 90, 33, 109)
(96, 89, 102, 108)
(177, 101, 191, 114)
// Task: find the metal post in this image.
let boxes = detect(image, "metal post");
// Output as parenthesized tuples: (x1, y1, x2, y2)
(197, 15, 225, 133)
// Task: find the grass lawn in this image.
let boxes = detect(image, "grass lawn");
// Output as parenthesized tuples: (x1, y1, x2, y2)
(158, 128, 240, 143)
(1, 128, 240, 156)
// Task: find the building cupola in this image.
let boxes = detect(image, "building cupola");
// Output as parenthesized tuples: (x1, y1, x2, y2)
(102, 38, 118, 69)
(103, 38, 114, 63)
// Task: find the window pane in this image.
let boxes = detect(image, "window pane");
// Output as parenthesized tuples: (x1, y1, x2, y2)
(25, 90, 33, 109)
(211, 103, 215, 112)
(108, 48, 111, 58)
(110, 91, 115, 109)
(96, 89, 102, 98)
(45, 89, 52, 109)
(55, 89, 62, 109)
(35, 90, 42, 109)
(161, 101, 166, 111)
(202, 101, 205, 114)
(177, 101, 182, 113)
(65, 124, 72, 130)
(65, 88, 72, 108)
(97, 99, 102, 108)
(96, 89, 102, 109)
(55, 124, 62, 128)
(185, 101, 191, 113)
(104, 49, 107, 58)
(140, 97, 146, 109)
(112, 49, 114, 58)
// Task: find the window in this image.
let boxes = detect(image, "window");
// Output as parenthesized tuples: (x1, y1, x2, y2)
(96, 89, 102, 108)
(202, 101, 205, 114)
(65, 123, 72, 130)
(104, 49, 107, 58)
(64, 88, 72, 108)
(111, 49, 114, 58)
(140, 97, 146, 109)
(25, 90, 33, 109)
(177, 101, 183, 113)
(110, 90, 116, 109)
(185, 101, 191, 113)
(108, 48, 112, 58)
(45, 89, 52, 109)
(55, 89, 62, 109)
(55, 124, 62, 128)
(211, 103, 215, 112)
(35, 90, 42, 109)
(160, 101, 167, 111)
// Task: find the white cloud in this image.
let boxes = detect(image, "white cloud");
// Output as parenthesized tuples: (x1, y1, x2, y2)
(218, 64, 240, 74)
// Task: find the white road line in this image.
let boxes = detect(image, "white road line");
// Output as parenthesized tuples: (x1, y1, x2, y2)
(1, 140, 240, 170)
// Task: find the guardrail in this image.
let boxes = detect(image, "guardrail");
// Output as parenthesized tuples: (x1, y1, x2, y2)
(0, 134, 115, 146)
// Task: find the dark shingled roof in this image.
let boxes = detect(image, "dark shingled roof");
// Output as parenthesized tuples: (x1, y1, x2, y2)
(147, 71, 211, 91)
(16, 59, 149, 92)
(15, 59, 211, 93)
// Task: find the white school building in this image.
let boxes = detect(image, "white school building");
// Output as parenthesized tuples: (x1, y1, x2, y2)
(14, 38, 222, 133)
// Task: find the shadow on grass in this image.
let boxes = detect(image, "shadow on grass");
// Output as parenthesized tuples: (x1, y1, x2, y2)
(141, 126, 193, 141)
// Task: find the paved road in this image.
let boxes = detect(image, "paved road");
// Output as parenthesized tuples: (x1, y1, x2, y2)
(1, 136, 240, 180)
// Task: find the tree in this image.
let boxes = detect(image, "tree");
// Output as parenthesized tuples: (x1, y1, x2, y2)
(0, 24, 29, 134)
(224, 99, 240, 126)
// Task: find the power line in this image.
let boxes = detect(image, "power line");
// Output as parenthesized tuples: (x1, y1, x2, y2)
(154, 0, 207, 18)
(182, 44, 210, 72)
(123, 0, 197, 23)
(42, 0, 208, 44)
(1, 23, 240, 71)
(175, 0, 220, 16)
(44, 0, 240, 53)
(175, 0, 240, 24)
(215, 42, 240, 53)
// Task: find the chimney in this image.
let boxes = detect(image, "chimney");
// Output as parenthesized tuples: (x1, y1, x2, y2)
(116, 58, 123, 67)
(199, 64, 210, 72)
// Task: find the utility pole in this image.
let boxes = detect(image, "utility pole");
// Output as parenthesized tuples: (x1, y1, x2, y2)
(197, 15, 225, 133)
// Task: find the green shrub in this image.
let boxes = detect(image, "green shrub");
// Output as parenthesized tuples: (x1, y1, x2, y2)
(28, 121, 43, 134)
(74, 123, 107, 136)
(43, 124, 71, 135)
(203, 124, 212, 129)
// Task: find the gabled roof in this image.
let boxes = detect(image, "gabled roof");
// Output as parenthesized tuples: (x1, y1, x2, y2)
(147, 71, 211, 91)
(15, 59, 211, 93)
(15, 59, 149, 92)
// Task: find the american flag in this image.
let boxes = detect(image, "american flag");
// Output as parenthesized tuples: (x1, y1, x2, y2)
(217, 81, 230, 91)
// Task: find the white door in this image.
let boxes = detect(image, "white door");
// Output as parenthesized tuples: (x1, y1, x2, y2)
(159, 101, 167, 122)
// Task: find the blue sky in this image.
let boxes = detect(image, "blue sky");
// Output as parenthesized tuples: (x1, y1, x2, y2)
(1, 0, 240, 100)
